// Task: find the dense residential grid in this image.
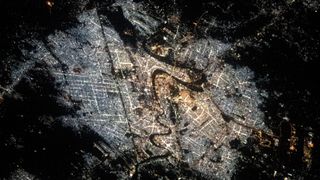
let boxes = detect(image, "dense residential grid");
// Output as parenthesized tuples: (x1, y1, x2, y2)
(15, 3, 267, 180)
